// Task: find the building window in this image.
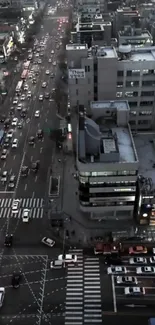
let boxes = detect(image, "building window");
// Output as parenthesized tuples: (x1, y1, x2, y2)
(126, 81, 139, 87)
(129, 101, 137, 107)
(130, 120, 136, 125)
(138, 120, 150, 125)
(125, 92, 134, 97)
(131, 70, 140, 76)
(139, 111, 152, 116)
(85, 66, 88, 72)
(94, 75, 97, 83)
(130, 111, 136, 115)
(117, 70, 124, 77)
(141, 91, 154, 97)
(88, 66, 90, 72)
(76, 89, 79, 96)
(140, 101, 153, 107)
(142, 80, 155, 87)
(143, 69, 155, 76)
(127, 70, 132, 77)
(116, 92, 122, 98)
(117, 81, 123, 87)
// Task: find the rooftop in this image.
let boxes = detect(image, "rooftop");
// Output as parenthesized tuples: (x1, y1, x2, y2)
(134, 134, 155, 192)
(66, 44, 88, 51)
(78, 100, 138, 165)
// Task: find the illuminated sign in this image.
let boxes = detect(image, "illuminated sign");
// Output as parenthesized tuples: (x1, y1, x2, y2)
(68, 69, 85, 79)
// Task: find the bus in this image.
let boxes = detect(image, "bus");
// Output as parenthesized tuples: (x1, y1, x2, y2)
(15, 80, 23, 94)
(23, 60, 30, 69)
(21, 69, 28, 80)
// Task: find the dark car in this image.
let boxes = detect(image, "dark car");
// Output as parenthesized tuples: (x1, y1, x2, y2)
(37, 129, 44, 139)
(29, 136, 35, 145)
(4, 118, 11, 129)
(8, 175, 16, 189)
(31, 160, 40, 173)
(20, 108, 27, 118)
(4, 234, 13, 247)
(9, 107, 15, 116)
(104, 256, 122, 266)
(32, 78, 36, 84)
(0, 115, 6, 123)
(12, 272, 22, 288)
(45, 92, 50, 99)
(21, 166, 29, 177)
(3, 138, 10, 148)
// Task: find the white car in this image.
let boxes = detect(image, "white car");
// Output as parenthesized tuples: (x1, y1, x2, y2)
(129, 257, 147, 265)
(107, 266, 127, 275)
(153, 248, 155, 254)
(17, 103, 22, 110)
(38, 59, 42, 64)
(116, 276, 138, 285)
(22, 209, 30, 223)
(124, 287, 145, 296)
(12, 139, 18, 148)
(6, 129, 14, 138)
(150, 256, 155, 264)
(39, 95, 43, 101)
(51, 50, 54, 54)
(58, 254, 77, 264)
(53, 61, 56, 66)
(0, 288, 5, 307)
(41, 237, 55, 247)
(27, 91, 32, 98)
(13, 97, 18, 105)
(12, 199, 20, 214)
(136, 266, 155, 275)
(12, 118, 18, 126)
(1, 149, 7, 160)
(21, 94, 26, 101)
(42, 82, 47, 88)
(35, 110, 40, 117)
(48, 58, 52, 63)
(46, 70, 50, 75)
(24, 84, 28, 91)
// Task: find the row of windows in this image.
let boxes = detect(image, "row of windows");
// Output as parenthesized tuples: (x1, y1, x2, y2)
(130, 120, 150, 125)
(117, 70, 155, 77)
(80, 200, 135, 207)
(79, 181, 136, 187)
(130, 111, 152, 116)
(118, 81, 155, 88)
(79, 171, 137, 177)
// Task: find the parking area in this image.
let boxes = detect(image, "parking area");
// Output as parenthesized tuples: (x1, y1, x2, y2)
(0, 254, 66, 325)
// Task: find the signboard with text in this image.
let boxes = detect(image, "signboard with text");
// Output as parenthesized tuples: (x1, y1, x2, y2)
(68, 69, 85, 79)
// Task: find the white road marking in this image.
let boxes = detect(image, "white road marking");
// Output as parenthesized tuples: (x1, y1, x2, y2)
(112, 275, 117, 312)
(24, 184, 27, 191)
(35, 176, 38, 182)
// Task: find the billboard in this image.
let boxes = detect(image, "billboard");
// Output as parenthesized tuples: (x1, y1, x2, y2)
(68, 69, 85, 79)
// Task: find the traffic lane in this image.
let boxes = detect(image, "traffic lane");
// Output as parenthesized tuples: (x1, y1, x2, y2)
(100, 264, 114, 311)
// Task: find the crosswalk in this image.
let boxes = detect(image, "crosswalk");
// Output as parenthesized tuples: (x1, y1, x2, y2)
(0, 198, 44, 219)
(65, 249, 102, 325)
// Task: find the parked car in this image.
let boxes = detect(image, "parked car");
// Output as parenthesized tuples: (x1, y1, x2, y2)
(12, 272, 22, 288)
(124, 287, 145, 296)
(41, 237, 55, 247)
(107, 266, 127, 275)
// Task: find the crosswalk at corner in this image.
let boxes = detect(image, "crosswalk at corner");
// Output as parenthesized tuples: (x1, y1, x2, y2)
(0, 198, 44, 219)
(65, 249, 103, 325)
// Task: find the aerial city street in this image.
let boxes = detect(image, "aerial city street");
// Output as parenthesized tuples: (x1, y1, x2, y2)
(0, 0, 155, 324)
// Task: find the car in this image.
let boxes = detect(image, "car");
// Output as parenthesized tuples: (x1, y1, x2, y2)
(13, 97, 18, 105)
(17, 103, 22, 110)
(39, 94, 44, 101)
(32, 78, 37, 84)
(27, 91, 32, 98)
(21, 166, 29, 177)
(46, 70, 50, 75)
(12, 199, 20, 214)
(45, 92, 50, 99)
(50, 260, 64, 269)
(17, 121, 23, 129)
(6, 129, 14, 138)
(42, 82, 47, 88)
(20, 108, 27, 118)
(12, 139, 18, 148)
(48, 58, 52, 63)
(31, 161, 40, 173)
(1, 171, 7, 183)
(107, 266, 127, 275)
(12, 118, 18, 126)
(0, 114, 6, 123)
(22, 209, 30, 223)
(152, 248, 155, 254)
(4, 234, 13, 247)
(124, 287, 145, 296)
(136, 266, 155, 275)
(8, 175, 16, 188)
(50, 72, 55, 78)
(116, 276, 138, 285)
(9, 106, 15, 116)
(29, 136, 35, 145)
(3, 138, 10, 148)
(4, 118, 11, 129)
(58, 254, 77, 264)
(12, 272, 22, 288)
(0, 287, 5, 307)
(41, 237, 55, 247)
(21, 94, 26, 101)
(38, 59, 42, 64)
(150, 256, 155, 264)
(1, 149, 7, 160)
(37, 129, 44, 139)
(51, 50, 54, 54)
(35, 110, 40, 117)
(129, 257, 147, 265)
(24, 84, 28, 91)
(129, 246, 147, 255)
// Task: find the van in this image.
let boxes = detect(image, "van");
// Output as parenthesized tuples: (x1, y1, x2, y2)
(50, 260, 64, 269)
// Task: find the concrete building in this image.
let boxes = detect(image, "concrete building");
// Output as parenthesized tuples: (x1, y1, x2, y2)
(118, 27, 153, 47)
(77, 0, 105, 15)
(66, 44, 155, 130)
(71, 15, 112, 47)
(113, 7, 141, 37)
(77, 100, 139, 220)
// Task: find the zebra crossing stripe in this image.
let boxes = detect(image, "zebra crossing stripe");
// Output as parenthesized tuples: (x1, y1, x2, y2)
(0, 198, 43, 208)
(0, 208, 44, 219)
